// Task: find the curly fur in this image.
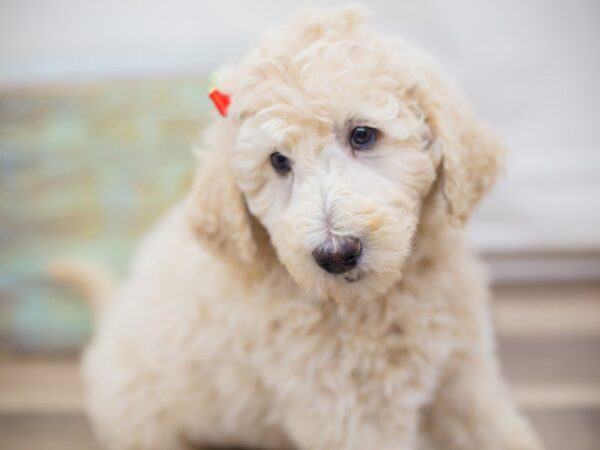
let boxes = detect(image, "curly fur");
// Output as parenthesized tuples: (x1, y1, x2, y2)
(81, 6, 543, 450)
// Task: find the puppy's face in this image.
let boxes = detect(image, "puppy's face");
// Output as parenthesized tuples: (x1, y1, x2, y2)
(191, 7, 504, 302)
(231, 41, 440, 301)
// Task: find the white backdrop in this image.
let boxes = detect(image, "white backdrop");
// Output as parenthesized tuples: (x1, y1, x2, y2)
(2, 0, 599, 280)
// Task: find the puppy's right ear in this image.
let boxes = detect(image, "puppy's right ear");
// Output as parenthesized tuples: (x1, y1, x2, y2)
(412, 61, 506, 227)
(186, 131, 257, 264)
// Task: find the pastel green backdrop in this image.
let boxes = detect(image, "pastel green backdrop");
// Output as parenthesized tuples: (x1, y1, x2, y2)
(0, 79, 212, 352)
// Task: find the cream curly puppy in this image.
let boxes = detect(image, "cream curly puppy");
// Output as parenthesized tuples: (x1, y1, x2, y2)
(63, 6, 545, 450)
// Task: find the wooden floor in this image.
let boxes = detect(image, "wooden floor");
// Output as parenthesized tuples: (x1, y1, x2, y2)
(1, 284, 599, 450)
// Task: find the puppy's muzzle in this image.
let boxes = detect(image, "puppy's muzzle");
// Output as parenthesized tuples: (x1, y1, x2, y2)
(312, 237, 362, 274)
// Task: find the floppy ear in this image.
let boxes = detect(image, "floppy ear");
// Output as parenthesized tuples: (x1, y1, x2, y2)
(416, 69, 507, 226)
(185, 125, 257, 264)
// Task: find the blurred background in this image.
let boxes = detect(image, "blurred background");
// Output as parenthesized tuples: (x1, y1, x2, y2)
(1, 1, 599, 449)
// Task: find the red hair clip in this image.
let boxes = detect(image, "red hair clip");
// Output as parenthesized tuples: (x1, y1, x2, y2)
(208, 88, 230, 117)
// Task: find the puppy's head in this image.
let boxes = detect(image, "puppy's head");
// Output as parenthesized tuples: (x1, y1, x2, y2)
(189, 6, 505, 301)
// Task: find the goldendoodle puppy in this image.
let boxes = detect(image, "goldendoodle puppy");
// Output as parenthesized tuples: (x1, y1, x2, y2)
(62, 6, 545, 450)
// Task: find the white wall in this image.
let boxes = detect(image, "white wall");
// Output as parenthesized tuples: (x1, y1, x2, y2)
(2, 0, 599, 280)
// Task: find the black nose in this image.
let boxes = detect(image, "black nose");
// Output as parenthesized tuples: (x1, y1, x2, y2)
(312, 237, 362, 274)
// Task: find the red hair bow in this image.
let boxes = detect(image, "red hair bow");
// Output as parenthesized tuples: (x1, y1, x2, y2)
(208, 88, 230, 117)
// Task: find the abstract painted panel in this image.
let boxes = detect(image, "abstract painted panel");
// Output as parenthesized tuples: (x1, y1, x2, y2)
(0, 78, 212, 351)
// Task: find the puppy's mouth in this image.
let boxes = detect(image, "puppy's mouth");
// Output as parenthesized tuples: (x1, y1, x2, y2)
(343, 270, 364, 283)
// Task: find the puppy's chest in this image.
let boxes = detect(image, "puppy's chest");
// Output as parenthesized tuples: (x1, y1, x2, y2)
(337, 315, 451, 383)
(257, 298, 456, 400)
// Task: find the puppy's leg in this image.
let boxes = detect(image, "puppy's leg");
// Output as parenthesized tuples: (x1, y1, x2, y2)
(83, 345, 215, 450)
(282, 389, 419, 450)
(421, 352, 544, 450)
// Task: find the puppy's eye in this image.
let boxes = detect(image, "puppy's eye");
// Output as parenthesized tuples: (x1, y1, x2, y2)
(349, 126, 378, 150)
(270, 151, 292, 175)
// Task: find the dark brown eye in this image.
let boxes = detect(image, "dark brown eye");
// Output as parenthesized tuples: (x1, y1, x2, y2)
(270, 151, 292, 175)
(349, 126, 377, 150)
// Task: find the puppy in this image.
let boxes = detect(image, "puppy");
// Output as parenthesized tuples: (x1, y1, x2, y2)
(73, 6, 544, 450)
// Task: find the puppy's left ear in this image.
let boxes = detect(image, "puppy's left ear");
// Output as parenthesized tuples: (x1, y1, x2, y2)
(186, 129, 257, 264)
(417, 70, 507, 226)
